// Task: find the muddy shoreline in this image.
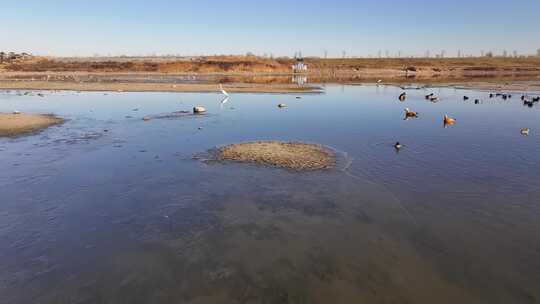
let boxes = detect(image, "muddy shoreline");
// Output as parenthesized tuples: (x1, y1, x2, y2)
(0, 80, 321, 94)
(217, 141, 336, 171)
(2, 79, 540, 93)
(0, 113, 63, 137)
(1, 71, 540, 93)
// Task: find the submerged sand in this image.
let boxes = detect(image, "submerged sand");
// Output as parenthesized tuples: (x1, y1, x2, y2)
(0, 113, 63, 137)
(218, 141, 335, 171)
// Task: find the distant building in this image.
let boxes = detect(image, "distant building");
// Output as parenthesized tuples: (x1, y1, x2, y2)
(292, 75, 307, 85)
(292, 57, 308, 73)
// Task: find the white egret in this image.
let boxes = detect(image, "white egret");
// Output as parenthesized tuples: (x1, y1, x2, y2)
(219, 84, 229, 97)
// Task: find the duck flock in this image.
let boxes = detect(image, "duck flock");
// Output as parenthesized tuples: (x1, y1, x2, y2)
(393, 90, 538, 151)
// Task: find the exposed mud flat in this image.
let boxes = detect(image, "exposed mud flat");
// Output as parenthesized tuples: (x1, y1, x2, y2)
(217, 141, 336, 171)
(0, 112, 63, 137)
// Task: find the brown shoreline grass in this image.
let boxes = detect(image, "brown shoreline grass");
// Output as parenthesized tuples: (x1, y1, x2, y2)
(5, 56, 540, 74)
(0, 113, 63, 137)
(218, 141, 335, 171)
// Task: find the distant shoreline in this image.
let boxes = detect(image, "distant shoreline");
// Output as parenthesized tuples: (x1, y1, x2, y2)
(1, 77, 540, 93)
(2, 56, 540, 93)
(0, 80, 322, 94)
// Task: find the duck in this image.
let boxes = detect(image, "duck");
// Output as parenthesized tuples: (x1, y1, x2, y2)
(404, 108, 418, 118)
(444, 114, 456, 125)
(398, 92, 406, 101)
(463, 96, 470, 100)
(278, 103, 287, 108)
(429, 96, 439, 102)
(524, 100, 534, 107)
(425, 93, 434, 100)
(520, 128, 530, 136)
(394, 142, 403, 150)
(533, 97, 540, 102)
(489, 93, 494, 98)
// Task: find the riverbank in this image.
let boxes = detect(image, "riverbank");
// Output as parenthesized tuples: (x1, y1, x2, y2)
(2, 56, 540, 93)
(0, 80, 321, 94)
(1, 77, 540, 93)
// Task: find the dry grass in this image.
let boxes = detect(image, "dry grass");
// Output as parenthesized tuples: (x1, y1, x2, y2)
(218, 141, 335, 171)
(0, 113, 63, 137)
(304, 57, 540, 69)
(5, 56, 540, 74)
(4, 55, 292, 74)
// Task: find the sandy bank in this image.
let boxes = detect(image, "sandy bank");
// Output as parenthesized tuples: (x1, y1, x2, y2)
(217, 141, 335, 171)
(0, 80, 321, 94)
(0, 113, 63, 137)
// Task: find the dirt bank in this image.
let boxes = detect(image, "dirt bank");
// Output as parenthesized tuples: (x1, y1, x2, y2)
(2, 55, 540, 93)
(217, 141, 335, 171)
(4, 56, 540, 76)
(0, 113, 63, 137)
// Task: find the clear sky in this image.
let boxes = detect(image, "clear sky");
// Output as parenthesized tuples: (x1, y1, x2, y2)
(2, 0, 539, 57)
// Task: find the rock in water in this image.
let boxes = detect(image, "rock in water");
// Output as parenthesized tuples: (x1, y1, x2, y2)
(193, 106, 207, 114)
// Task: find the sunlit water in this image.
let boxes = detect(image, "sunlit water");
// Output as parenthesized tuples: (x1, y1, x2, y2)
(1, 86, 539, 304)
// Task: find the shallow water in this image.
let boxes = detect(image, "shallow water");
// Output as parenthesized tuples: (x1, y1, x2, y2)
(1, 86, 539, 304)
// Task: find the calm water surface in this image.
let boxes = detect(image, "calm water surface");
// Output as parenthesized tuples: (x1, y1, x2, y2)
(1, 86, 539, 304)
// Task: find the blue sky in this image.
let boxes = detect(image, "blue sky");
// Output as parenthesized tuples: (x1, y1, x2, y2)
(2, 0, 539, 57)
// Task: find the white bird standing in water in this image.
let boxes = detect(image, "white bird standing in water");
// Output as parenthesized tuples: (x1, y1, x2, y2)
(219, 84, 229, 97)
